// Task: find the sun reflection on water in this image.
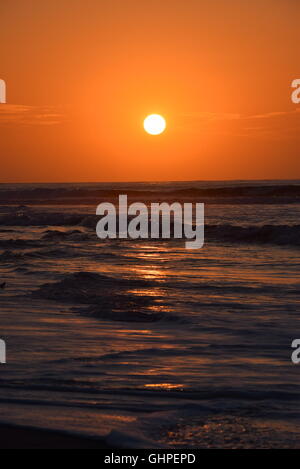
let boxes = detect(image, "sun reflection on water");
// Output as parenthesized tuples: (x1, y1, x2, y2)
(144, 383, 185, 391)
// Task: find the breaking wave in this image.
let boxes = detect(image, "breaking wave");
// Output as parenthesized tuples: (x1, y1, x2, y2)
(30, 272, 176, 323)
(1, 209, 300, 247)
(207, 224, 300, 246)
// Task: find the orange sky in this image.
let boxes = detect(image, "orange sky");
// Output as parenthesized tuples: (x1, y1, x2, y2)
(0, 0, 299, 182)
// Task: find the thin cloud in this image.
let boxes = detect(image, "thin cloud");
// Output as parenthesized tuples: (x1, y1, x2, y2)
(240, 109, 300, 139)
(0, 104, 64, 126)
(180, 109, 300, 139)
(243, 109, 300, 120)
(181, 111, 241, 122)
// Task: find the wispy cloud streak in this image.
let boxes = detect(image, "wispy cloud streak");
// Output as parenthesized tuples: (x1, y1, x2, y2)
(0, 104, 64, 126)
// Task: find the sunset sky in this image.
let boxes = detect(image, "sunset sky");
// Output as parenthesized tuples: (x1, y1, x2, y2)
(0, 0, 299, 182)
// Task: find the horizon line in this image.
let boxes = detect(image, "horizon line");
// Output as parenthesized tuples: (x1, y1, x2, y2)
(1, 178, 300, 185)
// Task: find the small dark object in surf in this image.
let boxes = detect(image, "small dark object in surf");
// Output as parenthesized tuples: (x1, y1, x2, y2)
(0, 282, 6, 289)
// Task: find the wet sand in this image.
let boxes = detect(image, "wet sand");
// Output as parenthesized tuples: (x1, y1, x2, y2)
(0, 424, 110, 449)
(159, 415, 300, 449)
(2, 418, 299, 449)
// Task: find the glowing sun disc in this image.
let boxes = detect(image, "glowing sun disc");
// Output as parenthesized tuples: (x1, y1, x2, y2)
(144, 114, 166, 135)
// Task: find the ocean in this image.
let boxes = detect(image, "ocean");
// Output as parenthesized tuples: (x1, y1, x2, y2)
(0, 180, 299, 448)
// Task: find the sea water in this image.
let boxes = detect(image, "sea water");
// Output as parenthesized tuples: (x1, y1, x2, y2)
(0, 180, 299, 447)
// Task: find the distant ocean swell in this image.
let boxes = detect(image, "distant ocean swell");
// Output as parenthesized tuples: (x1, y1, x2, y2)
(1, 183, 300, 203)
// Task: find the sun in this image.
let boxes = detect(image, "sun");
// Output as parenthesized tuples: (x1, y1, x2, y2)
(143, 114, 166, 135)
